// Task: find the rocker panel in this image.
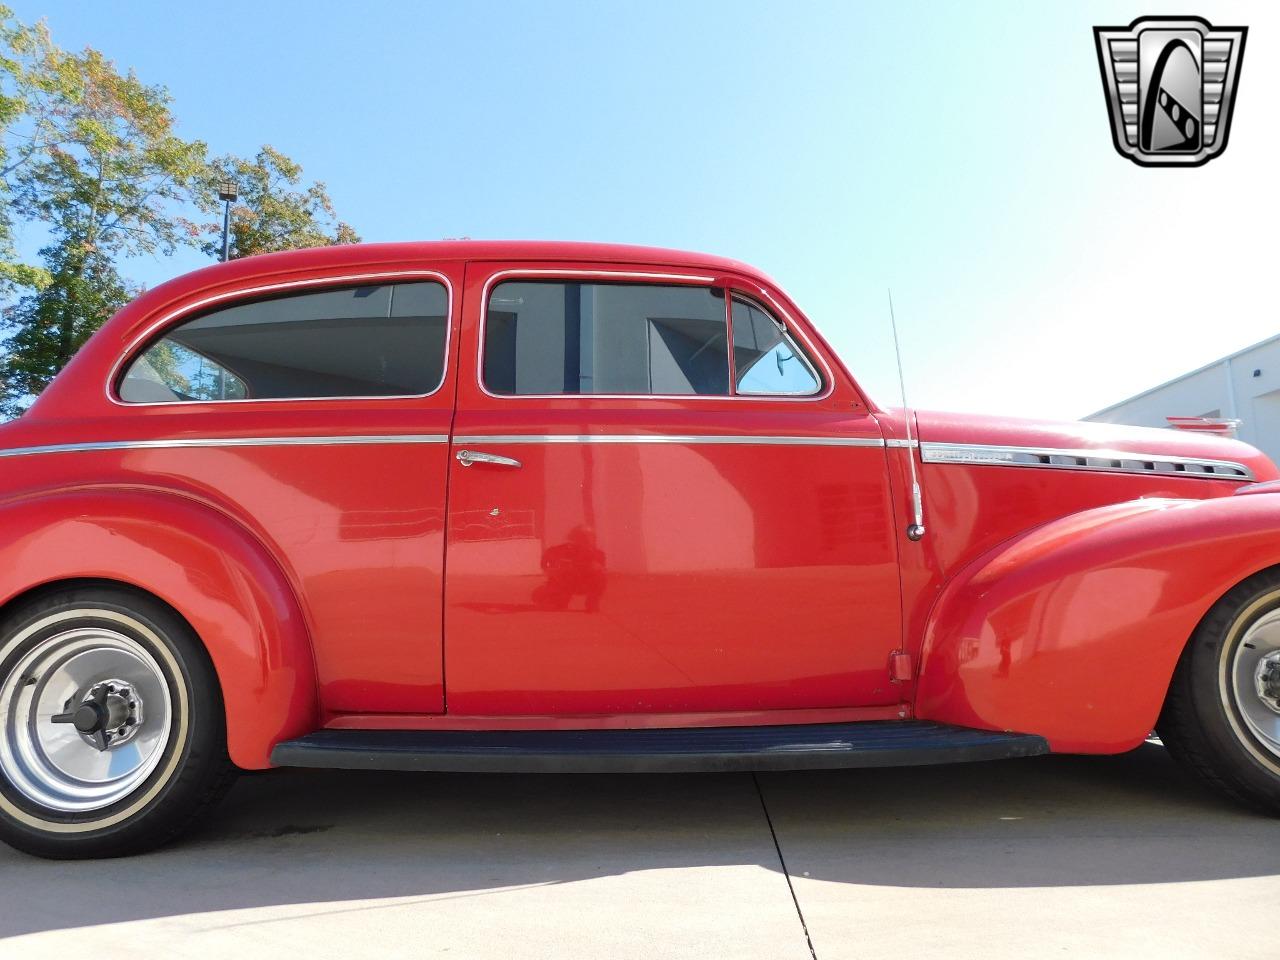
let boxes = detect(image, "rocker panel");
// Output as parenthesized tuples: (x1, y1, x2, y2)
(271, 721, 1049, 773)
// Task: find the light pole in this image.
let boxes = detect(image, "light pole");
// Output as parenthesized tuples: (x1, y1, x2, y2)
(217, 181, 238, 262)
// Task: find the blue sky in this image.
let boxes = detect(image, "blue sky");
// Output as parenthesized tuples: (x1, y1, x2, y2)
(10, 1, 1277, 420)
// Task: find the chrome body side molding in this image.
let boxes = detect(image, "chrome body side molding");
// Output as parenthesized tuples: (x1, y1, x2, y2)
(451, 434, 885, 447)
(1, 434, 1248, 483)
(0, 435, 450, 460)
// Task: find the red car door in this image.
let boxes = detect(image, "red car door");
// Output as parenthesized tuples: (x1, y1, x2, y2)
(443, 260, 902, 715)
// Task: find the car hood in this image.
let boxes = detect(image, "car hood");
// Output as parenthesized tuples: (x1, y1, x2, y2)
(884, 409, 1279, 483)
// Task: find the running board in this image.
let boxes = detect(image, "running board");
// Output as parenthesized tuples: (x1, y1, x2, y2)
(270, 721, 1049, 774)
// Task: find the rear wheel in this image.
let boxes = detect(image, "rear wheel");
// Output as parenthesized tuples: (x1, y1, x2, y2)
(1159, 567, 1280, 814)
(0, 586, 236, 858)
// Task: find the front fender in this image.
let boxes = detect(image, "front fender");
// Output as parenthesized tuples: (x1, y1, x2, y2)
(0, 487, 316, 768)
(916, 493, 1280, 752)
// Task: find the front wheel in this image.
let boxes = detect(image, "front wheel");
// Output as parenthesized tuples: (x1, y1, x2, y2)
(1159, 567, 1280, 814)
(0, 585, 236, 858)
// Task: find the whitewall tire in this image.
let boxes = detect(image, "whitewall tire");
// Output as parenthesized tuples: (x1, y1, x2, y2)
(0, 585, 235, 858)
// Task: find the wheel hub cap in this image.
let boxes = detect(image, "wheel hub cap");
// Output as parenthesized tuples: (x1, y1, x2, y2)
(1230, 609, 1280, 758)
(1255, 652, 1280, 714)
(51, 678, 145, 751)
(0, 624, 173, 813)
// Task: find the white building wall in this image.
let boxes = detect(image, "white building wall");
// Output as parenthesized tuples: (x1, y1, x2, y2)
(1085, 334, 1280, 462)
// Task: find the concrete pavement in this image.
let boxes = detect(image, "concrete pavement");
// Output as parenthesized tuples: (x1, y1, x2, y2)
(1, 743, 1277, 959)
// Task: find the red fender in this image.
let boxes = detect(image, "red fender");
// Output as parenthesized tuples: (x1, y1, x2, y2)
(915, 492, 1280, 753)
(0, 488, 316, 768)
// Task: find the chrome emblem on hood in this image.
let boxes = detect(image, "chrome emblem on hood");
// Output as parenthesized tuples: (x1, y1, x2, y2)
(921, 442, 1254, 481)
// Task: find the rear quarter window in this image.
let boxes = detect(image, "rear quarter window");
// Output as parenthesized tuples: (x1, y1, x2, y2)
(119, 281, 449, 403)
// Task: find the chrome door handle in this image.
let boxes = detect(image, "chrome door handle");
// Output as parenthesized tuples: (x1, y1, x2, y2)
(456, 449, 522, 468)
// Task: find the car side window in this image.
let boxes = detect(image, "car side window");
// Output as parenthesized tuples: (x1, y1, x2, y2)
(731, 298, 822, 396)
(484, 280, 730, 396)
(118, 281, 449, 403)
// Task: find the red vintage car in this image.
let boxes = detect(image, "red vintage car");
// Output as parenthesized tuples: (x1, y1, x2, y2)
(1, 241, 1278, 859)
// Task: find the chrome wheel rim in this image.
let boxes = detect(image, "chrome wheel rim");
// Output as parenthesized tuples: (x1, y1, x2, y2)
(1230, 608, 1280, 759)
(0, 625, 173, 813)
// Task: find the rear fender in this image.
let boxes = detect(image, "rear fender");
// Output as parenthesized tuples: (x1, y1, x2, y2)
(915, 493, 1280, 752)
(0, 488, 316, 768)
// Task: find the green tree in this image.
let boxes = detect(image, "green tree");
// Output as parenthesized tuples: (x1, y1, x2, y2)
(0, 6, 54, 291)
(0, 240, 131, 416)
(204, 145, 359, 260)
(0, 9, 209, 414)
(8, 43, 209, 256)
(0, 10, 362, 417)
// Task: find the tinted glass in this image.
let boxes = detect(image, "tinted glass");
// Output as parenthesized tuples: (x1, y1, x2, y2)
(119, 282, 448, 403)
(484, 281, 729, 396)
(732, 299, 821, 396)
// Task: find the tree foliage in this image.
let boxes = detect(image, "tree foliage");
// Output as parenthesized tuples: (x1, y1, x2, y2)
(0, 5, 213, 414)
(0, 7, 360, 416)
(0, 239, 131, 416)
(0, 7, 53, 291)
(203, 145, 359, 260)
(5, 21, 209, 260)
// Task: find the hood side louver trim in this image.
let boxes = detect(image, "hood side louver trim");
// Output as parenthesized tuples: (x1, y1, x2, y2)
(920, 442, 1254, 481)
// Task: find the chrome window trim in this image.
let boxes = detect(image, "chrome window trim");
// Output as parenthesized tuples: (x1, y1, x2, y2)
(0, 435, 449, 460)
(452, 434, 883, 447)
(476, 269, 836, 403)
(107, 270, 456, 408)
(920, 441, 1255, 481)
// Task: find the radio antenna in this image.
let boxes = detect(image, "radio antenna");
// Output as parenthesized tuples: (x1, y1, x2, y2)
(888, 289, 925, 541)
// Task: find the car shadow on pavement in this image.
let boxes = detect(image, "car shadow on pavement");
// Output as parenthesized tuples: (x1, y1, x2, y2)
(1, 742, 1277, 939)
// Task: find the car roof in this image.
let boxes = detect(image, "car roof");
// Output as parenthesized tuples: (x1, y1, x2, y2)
(101, 241, 779, 346)
(110, 241, 774, 336)
(177, 240, 761, 286)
